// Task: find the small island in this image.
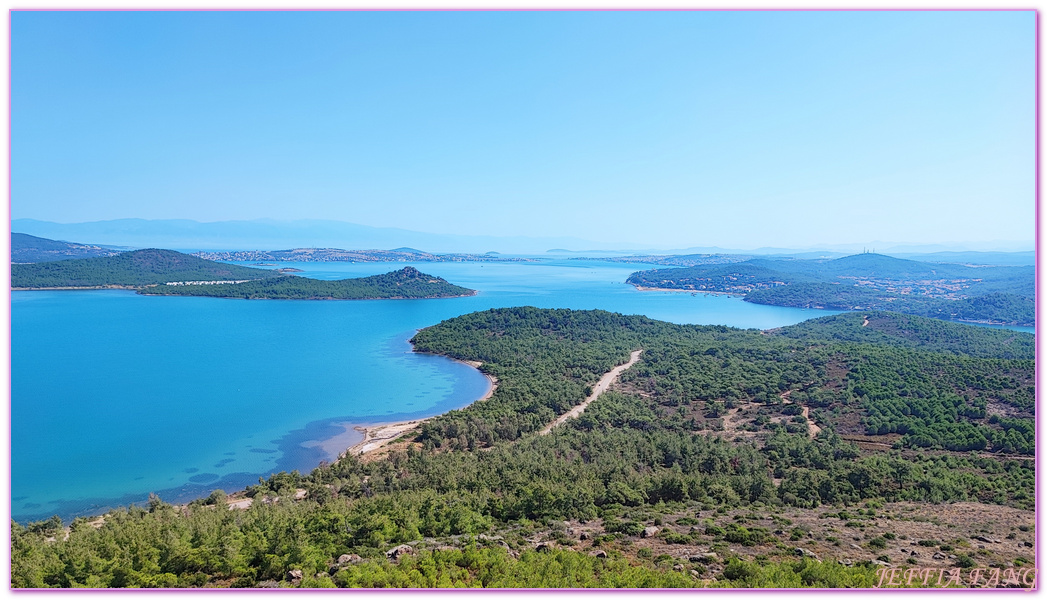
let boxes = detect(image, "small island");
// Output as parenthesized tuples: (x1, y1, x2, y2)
(143, 266, 474, 300)
(12, 248, 475, 300)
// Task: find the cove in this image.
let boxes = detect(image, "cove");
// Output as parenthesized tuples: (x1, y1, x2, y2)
(15, 258, 1022, 523)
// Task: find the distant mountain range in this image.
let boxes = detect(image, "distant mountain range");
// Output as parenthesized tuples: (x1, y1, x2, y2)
(11, 232, 533, 265)
(12, 218, 1034, 258)
(11, 218, 607, 255)
(192, 248, 532, 264)
(576, 250, 1036, 268)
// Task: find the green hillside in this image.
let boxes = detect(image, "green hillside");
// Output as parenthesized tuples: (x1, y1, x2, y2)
(12, 308, 1032, 588)
(770, 311, 1034, 360)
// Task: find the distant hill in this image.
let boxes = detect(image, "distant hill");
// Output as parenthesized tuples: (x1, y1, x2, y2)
(627, 253, 1035, 326)
(142, 266, 474, 300)
(11, 249, 283, 288)
(11, 233, 123, 263)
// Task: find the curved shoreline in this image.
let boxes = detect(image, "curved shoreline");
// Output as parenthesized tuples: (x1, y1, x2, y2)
(631, 285, 746, 298)
(13, 339, 498, 524)
(338, 356, 497, 461)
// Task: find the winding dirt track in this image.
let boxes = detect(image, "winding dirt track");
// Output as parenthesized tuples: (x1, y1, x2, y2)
(539, 349, 643, 435)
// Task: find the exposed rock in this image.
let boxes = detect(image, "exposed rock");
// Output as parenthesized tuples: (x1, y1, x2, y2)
(933, 552, 947, 560)
(849, 543, 862, 550)
(673, 564, 685, 572)
(336, 553, 362, 565)
(579, 532, 590, 541)
(871, 560, 891, 567)
(385, 544, 414, 560)
(642, 526, 660, 538)
(689, 570, 701, 578)
(794, 547, 818, 560)
(837, 559, 853, 567)
(591, 550, 608, 559)
(535, 543, 552, 552)
(909, 551, 920, 557)
(287, 569, 303, 583)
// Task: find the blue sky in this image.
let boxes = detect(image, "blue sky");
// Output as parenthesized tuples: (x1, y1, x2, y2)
(11, 10, 1035, 250)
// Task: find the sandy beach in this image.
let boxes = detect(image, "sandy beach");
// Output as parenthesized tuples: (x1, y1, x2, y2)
(454, 358, 498, 402)
(300, 422, 366, 459)
(343, 419, 430, 457)
(332, 359, 497, 461)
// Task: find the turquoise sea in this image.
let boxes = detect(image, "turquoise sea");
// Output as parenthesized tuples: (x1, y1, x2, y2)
(10, 259, 1031, 522)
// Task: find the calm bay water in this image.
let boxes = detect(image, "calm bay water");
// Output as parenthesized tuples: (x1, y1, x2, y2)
(11, 259, 1028, 522)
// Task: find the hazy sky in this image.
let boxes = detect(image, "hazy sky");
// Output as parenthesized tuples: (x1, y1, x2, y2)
(11, 10, 1035, 249)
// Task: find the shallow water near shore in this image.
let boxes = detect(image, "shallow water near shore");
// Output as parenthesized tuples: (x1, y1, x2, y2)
(11, 258, 1030, 522)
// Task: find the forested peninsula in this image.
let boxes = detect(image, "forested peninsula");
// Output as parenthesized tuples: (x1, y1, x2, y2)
(11, 249, 473, 300)
(12, 308, 1034, 588)
(626, 253, 1034, 326)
